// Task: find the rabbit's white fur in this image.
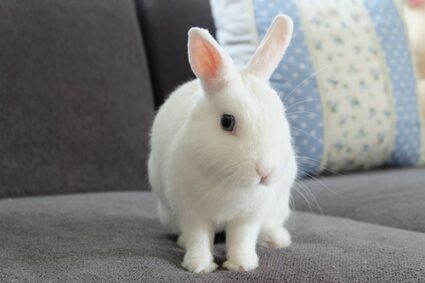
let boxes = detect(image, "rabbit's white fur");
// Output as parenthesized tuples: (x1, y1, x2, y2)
(148, 15, 297, 273)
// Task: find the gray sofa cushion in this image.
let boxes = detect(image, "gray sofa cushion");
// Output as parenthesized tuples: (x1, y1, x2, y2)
(1, 192, 424, 282)
(293, 168, 425, 232)
(0, 0, 154, 198)
(135, 0, 216, 107)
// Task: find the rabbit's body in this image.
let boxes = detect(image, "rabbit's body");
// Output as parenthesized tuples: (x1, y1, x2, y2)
(149, 80, 296, 233)
(148, 15, 297, 273)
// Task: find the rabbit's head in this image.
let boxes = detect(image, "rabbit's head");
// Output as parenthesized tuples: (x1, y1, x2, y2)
(185, 15, 296, 188)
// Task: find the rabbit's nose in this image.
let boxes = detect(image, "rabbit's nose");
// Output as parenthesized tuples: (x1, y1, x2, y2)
(256, 164, 272, 179)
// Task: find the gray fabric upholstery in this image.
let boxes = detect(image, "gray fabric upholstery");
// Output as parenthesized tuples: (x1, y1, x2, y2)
(135, 0, 216, 107)
(0, 0, 154, 198)
(1, 192, 424, 282)
(293, 167, 425, 233)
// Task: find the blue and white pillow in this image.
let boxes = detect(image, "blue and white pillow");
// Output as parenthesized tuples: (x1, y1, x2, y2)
(210, 0, 425, 176)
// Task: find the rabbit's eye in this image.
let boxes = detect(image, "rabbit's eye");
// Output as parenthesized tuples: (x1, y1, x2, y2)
(221, 114, 235, 132)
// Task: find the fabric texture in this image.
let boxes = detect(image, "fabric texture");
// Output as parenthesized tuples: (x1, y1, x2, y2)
(293, 167, 425, 233)
(135, 0, 216, 107)
(405, 2, 425, 78)
(210, 0, 424, 177)
(0, 0, 154, 198)
(1, 191, 424, 282)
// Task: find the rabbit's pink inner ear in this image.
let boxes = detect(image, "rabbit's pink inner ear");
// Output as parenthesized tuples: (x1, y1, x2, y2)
(188, 28, 238, 91)
(191, 41, 221, 81)
(188, 29, 225, 88)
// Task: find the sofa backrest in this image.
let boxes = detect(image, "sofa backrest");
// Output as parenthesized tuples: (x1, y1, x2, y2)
(0, 0, 154, 198)
(135, 0, 216, 107)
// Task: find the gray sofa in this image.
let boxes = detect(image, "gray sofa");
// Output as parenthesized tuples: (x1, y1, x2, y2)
(1, 1, 424, 282)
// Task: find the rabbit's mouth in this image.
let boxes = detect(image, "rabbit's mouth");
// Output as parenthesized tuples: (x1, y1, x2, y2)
(251, 173, 273, 187)
(259, 175, 270, 186)
(256, 164, 273, 186)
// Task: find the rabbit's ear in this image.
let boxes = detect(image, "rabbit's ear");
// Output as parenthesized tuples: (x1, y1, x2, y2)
(247, 15, 293, 80)
(188, 28, 236, 91)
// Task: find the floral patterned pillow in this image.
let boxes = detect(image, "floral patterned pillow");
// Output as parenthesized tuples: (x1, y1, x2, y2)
(210, 0, 425, 177)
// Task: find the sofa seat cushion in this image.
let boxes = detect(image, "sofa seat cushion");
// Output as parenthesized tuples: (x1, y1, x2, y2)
(1, 192, 424, 282)
(294, 167, 425, 232)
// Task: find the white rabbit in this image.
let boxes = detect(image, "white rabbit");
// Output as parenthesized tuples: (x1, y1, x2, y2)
(148, 15, 297, 273)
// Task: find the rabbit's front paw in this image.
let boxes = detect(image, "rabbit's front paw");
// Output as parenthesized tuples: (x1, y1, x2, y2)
(258, 227, 291, 249)
(182, 253, 218, 273)
(223, 252, 258, 272)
